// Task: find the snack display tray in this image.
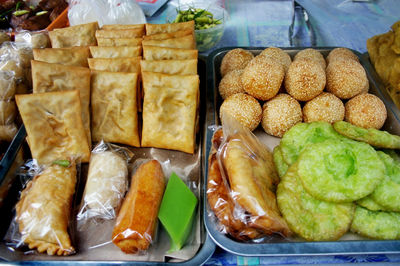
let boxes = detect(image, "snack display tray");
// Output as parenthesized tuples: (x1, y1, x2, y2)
(0, 58, 216, 265)
(203, 46, 400, 256)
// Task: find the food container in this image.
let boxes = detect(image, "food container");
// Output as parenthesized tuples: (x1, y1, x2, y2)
(203, 46, 400, 256)
(166, 3, 228, 52)
(0, 58, 216, 264)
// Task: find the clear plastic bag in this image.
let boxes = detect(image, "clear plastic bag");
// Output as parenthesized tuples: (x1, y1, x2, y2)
(4, 159, 79, 256)
(14, 30, 51, 49)
(68, 0, 146, 28)
(206, 113, 291, 241)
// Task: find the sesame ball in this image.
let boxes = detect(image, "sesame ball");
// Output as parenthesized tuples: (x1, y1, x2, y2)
(220, 48, 254, 77)
(303, 92, 345, 123)
(218, 69, 245, 99)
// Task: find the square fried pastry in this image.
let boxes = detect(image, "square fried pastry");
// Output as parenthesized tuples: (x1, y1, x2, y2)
(141, 71, 199, 153)
(89, 46, 142, 59)
(142, 35, 196, 49)
(143, 45, 198, 60)
(88, 57, 141, 73)
(102, 24, 145, 30)
(143, 29, 193, 41)
(49, 22, 98, 48)
(145, 21, 194, 35)
(15, 90, 90, 164)
(96, 37, 142, 47)
(31, 60, 91, 145)
(91, 71, 140, 147)
(33, 47, 90, 67)
(95, 28, 145, 39)
(140, 59, 197, 75)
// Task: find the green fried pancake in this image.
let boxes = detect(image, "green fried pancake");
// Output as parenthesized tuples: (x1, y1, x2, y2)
(351, 206, 400, 240)
(297, 139, 385, 203)
(280, 122, 345, 166)
(356, 196, 387, 211)
(333, 121, 400, 149)
(273, 145, 289, 178)
(369, 151, 400, 212)
(277, 163, 355, 241)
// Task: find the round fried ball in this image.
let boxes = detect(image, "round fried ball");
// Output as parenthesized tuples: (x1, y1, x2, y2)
(303, 92, 345, 123)
(258, 47, 292, 72)
(261, 93, 302, 137)
(285, 59, 326, 101)
(218, 69, 244, 99)
(241, 57, 284, 101)
(220, 48, 254, 77)
(294, 48, 326, 69)
(220, 93, 262, 131)
(345, 93, 387, 129)
(326, 47, 359, 64)
(326, 59, 368, 99)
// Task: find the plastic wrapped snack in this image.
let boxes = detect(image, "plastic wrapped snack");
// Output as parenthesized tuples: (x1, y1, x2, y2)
(207, 114, 291, 241)
(77, 141, 133, 222)
(14, 30, 51, 49)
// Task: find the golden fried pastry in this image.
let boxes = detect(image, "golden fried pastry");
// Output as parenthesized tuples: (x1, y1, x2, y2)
(143, 29, 193, 41)
(102, 24, 145, 30)
(49, 22, 98, 48)
(33, 47, 90, 67)
(89, 46, 142, 59)
(31, 60, 91, 145)
(326, 59, 368, 99)
(143, 45, 198, 60)
(258, 47, 292, 72)
(96, 37, 142, 47)
(218, 69, 245, 99)
(261, 93, 302, 137)
(220, 48, 254, 77)
(16, 163, 76, 256)
(15, 90, 90, 164)
(142, 35, 196, 49)
(91, 71, 140, 147)
(326, 47, 359, 64)
(0, 71, 16, 100)
(345, 93, 387, 129)
(95, 28, 145, 39)
(285, 59, 326, 101)
(140, 59, 197, 75)
(88, 57, 141, 73)
(145, 21, 195, 35)
(241, 57, 284, 101)
(219, 93, 262, 131)
(141, 72, 199, 153)
(303, 92, 345, 123)
(294, 48, 326, 69)
(112, 160, 165, 253)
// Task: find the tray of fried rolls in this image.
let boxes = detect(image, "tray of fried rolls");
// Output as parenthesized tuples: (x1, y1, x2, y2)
(204, 46, 400, 256)
(0, 21, 216, 264)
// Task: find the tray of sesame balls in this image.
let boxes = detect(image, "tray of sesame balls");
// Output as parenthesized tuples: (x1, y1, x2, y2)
(203, 47, 400, 256)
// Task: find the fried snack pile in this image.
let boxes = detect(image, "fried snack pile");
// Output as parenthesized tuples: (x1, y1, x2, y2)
(367, 21, 400, 109)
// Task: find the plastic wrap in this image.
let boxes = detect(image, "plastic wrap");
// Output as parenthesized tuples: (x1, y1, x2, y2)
(77, 141, 133, 223)
(14, 30, 51, 49)
(4, 159, 79, 256)
(68, 0, 146, 28)
(206, 113, 291, 241)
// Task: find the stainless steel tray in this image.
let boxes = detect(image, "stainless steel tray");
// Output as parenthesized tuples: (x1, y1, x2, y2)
(0, 58, 215, 265)
(203, 46, 400, 256)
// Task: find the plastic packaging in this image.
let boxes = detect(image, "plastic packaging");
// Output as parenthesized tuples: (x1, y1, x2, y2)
(68, 0, 146, 28)
(77, 141, 133, 223)
(4, 159, 79, 256)
(206, 113, 291, 241)
(14, 30, 51, 49)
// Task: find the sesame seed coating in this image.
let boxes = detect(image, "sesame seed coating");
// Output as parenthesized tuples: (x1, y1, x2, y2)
(220, 48, 254, 77)
(285, 59, 326, 101)
(218, 69, 245, 99)
(261, 93, 302, 137)
(303, 92, 345, 123)
(258, 47, 292, 72)
(326, 59, 368, 99)
(294, 48, 326, 69)
(220, 93, 262, 131)
(345, 93, 387, 129)
(326, 47, 359, 64)
(241, 56, 284, 101)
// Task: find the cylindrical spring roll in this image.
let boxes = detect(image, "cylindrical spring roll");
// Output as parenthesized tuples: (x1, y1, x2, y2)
(112, 160, 165, 253)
